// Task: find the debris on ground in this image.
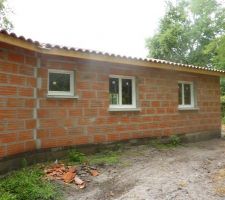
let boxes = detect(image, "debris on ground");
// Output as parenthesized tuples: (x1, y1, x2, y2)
(212, 167, 225, 196)
(90, 169, 100, 177)
(44, 162, 100, 189)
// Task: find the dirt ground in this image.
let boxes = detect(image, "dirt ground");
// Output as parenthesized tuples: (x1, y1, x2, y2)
(63, 138, 225, 200)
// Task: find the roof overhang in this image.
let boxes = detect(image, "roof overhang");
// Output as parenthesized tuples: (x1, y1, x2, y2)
(0, 31, 225, 77)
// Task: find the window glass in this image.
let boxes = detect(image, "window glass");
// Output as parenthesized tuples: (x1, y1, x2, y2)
(184, 84, 191, 105)
(178, 83, 182, 105)
(109, 78, 119, 105)
(49, 73, 70, 92)
(122, 79, 132, 105)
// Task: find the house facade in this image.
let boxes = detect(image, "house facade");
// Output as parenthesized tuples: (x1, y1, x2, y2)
(0, 30, 224, 160)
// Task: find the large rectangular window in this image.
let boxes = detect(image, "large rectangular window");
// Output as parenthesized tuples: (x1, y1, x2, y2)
(48, 69, 74, 96)
(178, 81, 194, 108)
(109, 75, 136, 109)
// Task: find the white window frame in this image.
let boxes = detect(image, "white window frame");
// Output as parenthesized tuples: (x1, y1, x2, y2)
(109, 75, 136, 109)
(48, 69, 74, 96)
(178, 81, 194, 108)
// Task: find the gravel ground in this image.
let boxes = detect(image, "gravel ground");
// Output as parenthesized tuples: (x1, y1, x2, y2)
(64, 138, 225, 200)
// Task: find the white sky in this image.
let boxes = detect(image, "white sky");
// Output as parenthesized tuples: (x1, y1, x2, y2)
(7, 0, 167, 58)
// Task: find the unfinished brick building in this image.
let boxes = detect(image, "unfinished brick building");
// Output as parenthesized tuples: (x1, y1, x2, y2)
(0, 30, 224, 162)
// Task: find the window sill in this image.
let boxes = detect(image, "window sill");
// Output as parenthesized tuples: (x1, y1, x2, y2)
(178, 107, 199, 111)
(46, 95, 79, 99)
(108, 108, 141, 112)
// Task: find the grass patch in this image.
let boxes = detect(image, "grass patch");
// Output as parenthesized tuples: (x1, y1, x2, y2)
(88, 150, 121, 165)
(68, 149, 86, 163)
(66, 144, 124, 166)
(0, 167, 62, 200)
(149, 135, 181, 149)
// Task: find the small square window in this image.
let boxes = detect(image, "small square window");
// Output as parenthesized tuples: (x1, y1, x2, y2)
(109, 75, 136, 109)
(178, 81, 194, 108)
(48, 69, 74, 96)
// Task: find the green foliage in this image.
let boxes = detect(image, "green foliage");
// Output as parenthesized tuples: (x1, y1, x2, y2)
(0, 168, 61, 200)
(222, 117, 225, 124)
(68, 149, 86, 163)
(204, 35, 225, 70)
(221, 95, 225, 119)
(169, 135, 181, 146)
(88, 150, 120, 165)
(146, 0, 225, 68)
(149, 135, 181, 149)
(0, 0, 13, 30)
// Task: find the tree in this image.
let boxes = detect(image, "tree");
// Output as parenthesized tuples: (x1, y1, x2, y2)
(0, 0, 13, 30)
(146, 0, 225, 68)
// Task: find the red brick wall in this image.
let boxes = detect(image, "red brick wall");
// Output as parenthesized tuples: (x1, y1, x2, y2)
(0, 43, 221, 159)
(0, 42, 37, 158)
(37, 55, 221, 149)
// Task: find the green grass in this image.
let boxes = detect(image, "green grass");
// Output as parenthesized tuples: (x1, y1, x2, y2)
(68, 149, 86, 163)
(88, 150, 121, 165)
(0, 167, 62, 200)
(67, 145, 123, 166)
(149, 135, 181, 149)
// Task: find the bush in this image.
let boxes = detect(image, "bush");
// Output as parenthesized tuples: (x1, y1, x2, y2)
(221, 96, 225, 120)
(0, 168, 61, 200)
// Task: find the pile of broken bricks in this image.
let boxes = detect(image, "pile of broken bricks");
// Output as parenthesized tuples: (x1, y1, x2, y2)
(44, 163, 99, 189)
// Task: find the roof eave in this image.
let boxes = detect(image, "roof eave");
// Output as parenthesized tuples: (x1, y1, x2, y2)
(0, 32, 224, 77)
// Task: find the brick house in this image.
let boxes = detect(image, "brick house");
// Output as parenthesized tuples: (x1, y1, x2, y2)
(0, 30, 224, 160)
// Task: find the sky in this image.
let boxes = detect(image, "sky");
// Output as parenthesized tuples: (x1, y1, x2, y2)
(7, 0, 167, 58)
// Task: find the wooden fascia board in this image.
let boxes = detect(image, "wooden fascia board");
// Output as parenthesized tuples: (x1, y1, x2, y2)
(0, 33, 224, 77)
(0, 33, 40, 52)
(40, 48, 225, 77)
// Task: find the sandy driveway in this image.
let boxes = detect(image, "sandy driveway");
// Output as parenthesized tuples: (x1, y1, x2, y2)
(65, 139, 225, 200)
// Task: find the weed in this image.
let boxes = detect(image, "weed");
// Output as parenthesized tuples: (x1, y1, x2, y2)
(0, 167, 61, 200)
(169, 135, 181, 146)
(68, 149, 86, 163)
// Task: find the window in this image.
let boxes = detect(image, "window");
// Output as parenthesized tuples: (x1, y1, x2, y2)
(178, 81, 194, 108)
(109, 75, 136, 108)
(48, 69, 74, 96)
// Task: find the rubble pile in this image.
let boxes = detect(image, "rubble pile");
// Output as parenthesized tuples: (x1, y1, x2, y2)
(44, 163, 99, 189)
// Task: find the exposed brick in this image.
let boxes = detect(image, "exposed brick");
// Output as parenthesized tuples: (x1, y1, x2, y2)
(74, 136, 89, 145)
(8, 52, 24, 63)
(0, 86, 17, 95)
(25, 56, 37, 66)
(0, 44, 221, 160)
(8, 75, 26, 85)
(107, 133, 120, 142)
(0, 133, 17, 143)
(69, 109, 83, 117)
(93, 135, 106, 143)
(7, 98, 25, 107)
(25, 140, 36, 151)
(25, 119, 36, 129)
(0, 110, 17, 120)
(0, 146, 6, 158)
(0, 73, 8, 83)
(18, 131, 33, 141)
(18, 87, 33, 97)
(7, 143, 25, 156)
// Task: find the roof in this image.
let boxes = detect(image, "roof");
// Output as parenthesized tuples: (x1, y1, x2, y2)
(0, 29, 225, 77)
